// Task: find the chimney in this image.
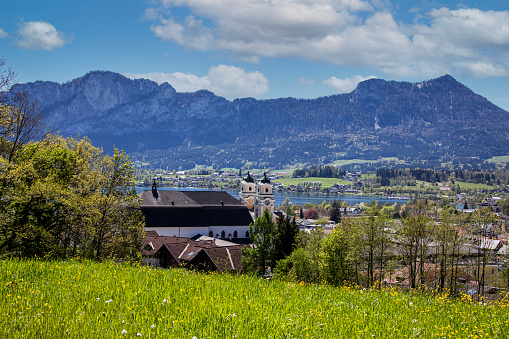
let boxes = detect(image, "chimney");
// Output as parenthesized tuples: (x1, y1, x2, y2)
(151, 179, 158, 198)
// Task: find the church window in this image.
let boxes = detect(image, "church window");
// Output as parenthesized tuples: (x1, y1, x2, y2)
(233, 230, 238, 238)
(209, 231, 213, 237)
(265, 188, 269, 193)
(246, 230, 250, 238)
(221, 230, 226, 238)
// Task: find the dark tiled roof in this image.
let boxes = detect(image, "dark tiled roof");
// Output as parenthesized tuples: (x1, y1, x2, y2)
(140, 190, 253, 228)
(139, 190, 201, 207)
(139, 190, 243, 207)
(141, 235, 195, 257)
(142, 234, 247, 272)
(179, 191, 242, 206)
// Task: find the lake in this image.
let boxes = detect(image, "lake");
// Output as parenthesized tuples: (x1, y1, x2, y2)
(136, 187, 409, 207)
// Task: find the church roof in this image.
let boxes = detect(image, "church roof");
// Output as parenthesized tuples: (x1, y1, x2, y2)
(260, 171, 271, 184)
(139, 190, 253, 228)
(244, 170, 255, 183)
(139, 190, 243, 207)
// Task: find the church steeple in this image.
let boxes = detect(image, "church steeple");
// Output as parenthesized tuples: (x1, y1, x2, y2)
(254, 168, 275, 219)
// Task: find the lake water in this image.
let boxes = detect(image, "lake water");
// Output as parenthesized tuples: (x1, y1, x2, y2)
(136, 187, 409, 207)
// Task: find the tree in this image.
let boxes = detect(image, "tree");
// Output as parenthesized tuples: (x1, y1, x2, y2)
(0, 58, 16, 93)
(275, 228, 324, 283)
(274, 214, 299, 262)
(0, 91, 46, 162)
(329, 200, 342, 223)
(355, 207, 392, 287)
(467, 207, 500, 300)
(242, 210, 277, 276)
(304, 208, 319, 219)
(320, 223, 353, 286)
(396, 202, 432, 289)
(0, 135, 144, 260)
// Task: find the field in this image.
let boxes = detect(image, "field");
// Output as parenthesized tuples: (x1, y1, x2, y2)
(485, 156, 509, 163)
(2, 259, 509, 338)
(332, 158, 399, 166)
(276, 177, 351, 188)
(455, 181, 494, 190)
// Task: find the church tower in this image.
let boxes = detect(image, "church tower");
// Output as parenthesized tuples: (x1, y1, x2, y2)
(254, 170, 275, 219)
(239, 170, 256, 210)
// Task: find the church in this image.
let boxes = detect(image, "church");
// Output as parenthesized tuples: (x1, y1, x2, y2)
(239, 170, 275, 218)
(140, 182, 253, 239)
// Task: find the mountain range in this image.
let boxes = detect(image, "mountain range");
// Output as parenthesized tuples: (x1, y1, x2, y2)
(13, 71, 509, 170)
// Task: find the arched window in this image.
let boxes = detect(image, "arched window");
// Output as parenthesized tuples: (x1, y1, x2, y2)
(221, 230, 225, 238)
(209, 230, 213, 237)
(233, 230, 238, 238)
(246, 230, 250, 238)
(248, 186, 252, 191)
(265, 188, 269, 193)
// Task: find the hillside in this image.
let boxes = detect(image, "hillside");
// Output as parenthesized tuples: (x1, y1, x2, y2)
(1, 259, 507, 338)
(13, 72, 509, 170)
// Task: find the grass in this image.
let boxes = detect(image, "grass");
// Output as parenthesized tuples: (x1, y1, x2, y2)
(2, 259, 509, 338)
(455, 181, 494, 190)
(485, 156, 509, 163)
(276, 177, 351, 188)
(332, 158, 399, 166)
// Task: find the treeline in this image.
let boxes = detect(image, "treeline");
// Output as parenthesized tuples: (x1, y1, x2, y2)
(376, 168, 509, 187)
(245, 204, 508, 300)
(293, 165, 346, 179)
(0, 60, 144, 260)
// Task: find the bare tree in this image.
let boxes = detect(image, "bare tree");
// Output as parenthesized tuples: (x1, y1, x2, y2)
(0, 58, 16, 93)
(1, 91, 46, 161)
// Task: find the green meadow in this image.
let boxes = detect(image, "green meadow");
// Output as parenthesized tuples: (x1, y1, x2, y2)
(1, 259, 508, 338)
(276, 177, 351, 188)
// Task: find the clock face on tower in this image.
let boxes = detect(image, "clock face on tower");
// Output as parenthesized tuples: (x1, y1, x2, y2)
(264, 199, 271, 207)
(247, 196, 254, 204)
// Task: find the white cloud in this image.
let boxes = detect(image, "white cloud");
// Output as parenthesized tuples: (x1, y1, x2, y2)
(298, 77, 315, 85)
(15, 21, 71, 51)
(324, 75, 377, 93)
(0, 28, 7, 38)
(125, 65, 269, 100)
(147, 1, 509, 79)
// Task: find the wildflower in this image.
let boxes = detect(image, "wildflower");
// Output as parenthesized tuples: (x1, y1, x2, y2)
(413, 319, 417, 323)
(137, 333, 142, 336)
(151, 324, 155, 329)
(105, 299, 113, 303)
(96, 298, 100, 301)
(232, 313, 237, 317)
(163, 299, 168, 303)
(121, 329, 127, 334)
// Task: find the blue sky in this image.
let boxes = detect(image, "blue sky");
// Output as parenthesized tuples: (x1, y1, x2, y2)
(1, 0, 509, 111)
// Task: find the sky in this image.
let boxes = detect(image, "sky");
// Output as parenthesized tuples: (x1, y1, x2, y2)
(1, 0, 509, 111)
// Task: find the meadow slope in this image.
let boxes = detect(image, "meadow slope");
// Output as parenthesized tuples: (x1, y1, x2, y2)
(1, 259, 508, 338)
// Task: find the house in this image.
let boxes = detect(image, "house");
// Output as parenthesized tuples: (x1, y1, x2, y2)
(140, 182, 253, 239)
(142, 231, 246, 272)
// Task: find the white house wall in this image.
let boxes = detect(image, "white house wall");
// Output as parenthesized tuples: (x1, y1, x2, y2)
(145, 226, 250, 239)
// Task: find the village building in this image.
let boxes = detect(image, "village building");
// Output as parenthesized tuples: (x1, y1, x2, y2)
(139, 182, 253, 239)
(142, 231, 246, 272)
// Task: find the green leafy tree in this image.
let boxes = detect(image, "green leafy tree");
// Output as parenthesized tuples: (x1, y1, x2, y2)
(274, 214, 299, 262)
(0, 135, 144, 260)
(242, 210, 277, 275)
(329, 200, 342, 223)
(320, 224, 353, 286)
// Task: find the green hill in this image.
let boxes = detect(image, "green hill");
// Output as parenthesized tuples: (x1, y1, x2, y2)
(1, 259, 507, 338)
